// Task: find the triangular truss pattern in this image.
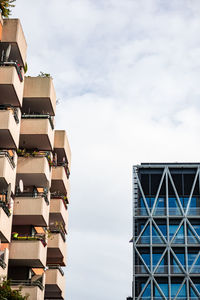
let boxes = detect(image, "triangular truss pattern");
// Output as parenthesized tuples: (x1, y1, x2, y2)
(133, 166, 200, 299)
(190, 285, 199, 299)
(173, 280, 186, 300)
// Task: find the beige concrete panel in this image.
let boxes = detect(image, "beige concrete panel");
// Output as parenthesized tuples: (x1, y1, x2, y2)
(52, 166, 70, 196)
(2, 19, 27, 66)
(48, 233, 66, 260)
(0, 109, 21, 148)
(17, 157, 51, 188)
(0, 155, 16, 193)
(20, 118, 54, 150)
(0, 66, 24, 106)
(50, 199, 68, 228)
(54, 130, 71, 170)
(23, 77, 56, 115)
(13, 197, 49, 226)
(9, 240, 47, 267)
(45, 268, 65, 297)
(0, 209, 12, 242)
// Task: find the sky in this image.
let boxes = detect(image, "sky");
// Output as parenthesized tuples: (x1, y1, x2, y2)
(11, 0, 200, 299)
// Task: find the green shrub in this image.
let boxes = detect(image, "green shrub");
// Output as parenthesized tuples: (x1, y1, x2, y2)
(0, 279, 29, 299)
(0, 0, 16, 18)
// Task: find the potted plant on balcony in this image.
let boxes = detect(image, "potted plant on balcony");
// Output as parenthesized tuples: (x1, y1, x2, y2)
(0, 279, 29, 299)
(0, 0, 16, 17)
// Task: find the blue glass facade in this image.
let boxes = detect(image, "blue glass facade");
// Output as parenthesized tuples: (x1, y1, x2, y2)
(133, 163, 200, 299)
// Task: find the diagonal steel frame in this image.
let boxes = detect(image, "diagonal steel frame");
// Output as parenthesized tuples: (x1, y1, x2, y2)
(186, 168, 200, 215)
(167, 168, 185, 216)
(151, 168, 167, 215)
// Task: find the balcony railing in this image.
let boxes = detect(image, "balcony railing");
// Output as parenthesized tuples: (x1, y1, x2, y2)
(10, 279, 44, 290)
(135, 236, 167, 244)
(135, 207, 200, 216)
(57, 161, 70, 178)
(135, 264, 200, 274)
(15, 191, 49, 205)
(137, 298, 191, 300)
(17, 149, 53, 167)
(0, 251, 6, 269)
(0, 61, 23, 82)
(21, 114, 54, 130)
(135, 236, 192, 244)
(12, 233, 47, 247)
(50, 229, 66, 242)
(48, 265, 64, 276)
(51, 193, 68, 207)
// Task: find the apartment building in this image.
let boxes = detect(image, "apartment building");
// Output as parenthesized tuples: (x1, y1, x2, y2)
(0, 14, 70, 300)
(132, 163, 200, 300)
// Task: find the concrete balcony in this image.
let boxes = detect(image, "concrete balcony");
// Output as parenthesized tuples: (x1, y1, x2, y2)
(23, 77, 56, 116)
(1, 19, 27, 66)
(0, 207, 12, 242)
(19, 116, 54, 151)
(13, 194, 49, 227)
(17, 156, 51, 189)
(51, 166, 70, 196)
(0, 151, 16, 194)
(0, 247, 9, 277)
(0, 65, 24, 106)
(50, 199, 68, 230)
(12, 285, 44, 300)
(47, 233, 66, 266)
(9, 240, 47, 267)
(0, 108, 21, 149)
(45, 268, 65, 300)
(54, 130, 71, 173)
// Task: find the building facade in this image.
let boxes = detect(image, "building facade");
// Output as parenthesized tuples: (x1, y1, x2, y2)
(0, 15, 70, 299)
(132, 163, 200, 300)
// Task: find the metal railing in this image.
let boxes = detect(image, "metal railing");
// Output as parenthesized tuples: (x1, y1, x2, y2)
(50, 193, 68, 207)
(135, 236, 192, 244)
(0, 150, 15, 168)
(13, 108, 19, 124)
(12, 233, 47, 246)
(0, 199, 10, 217)
(10, 279, 44, 290)
(48, 265, 64, 276)
(138, 298, 190, 300)
(135, 236, 167, 244)
(21, 114, 54, 130)
(189, 265, 200, 273)
(15, 191, 49, 205)
(50, 229, 66, 242)
(135, 207, 200, 216)
(135, 265, 185, 274)
(57, 161, 70, 178)
(0, 251, 6, 269)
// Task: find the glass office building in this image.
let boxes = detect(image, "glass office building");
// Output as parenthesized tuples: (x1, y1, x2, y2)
(132, 163, 200, 300)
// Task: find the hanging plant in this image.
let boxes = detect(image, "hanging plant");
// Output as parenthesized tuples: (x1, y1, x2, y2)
(0, 0, 16, 18)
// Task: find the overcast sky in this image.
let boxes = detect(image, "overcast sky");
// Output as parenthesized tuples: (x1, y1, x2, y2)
(12, 0, 200, 299)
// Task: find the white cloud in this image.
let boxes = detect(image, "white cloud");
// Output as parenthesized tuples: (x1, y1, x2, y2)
(12, 0, 200, 299)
